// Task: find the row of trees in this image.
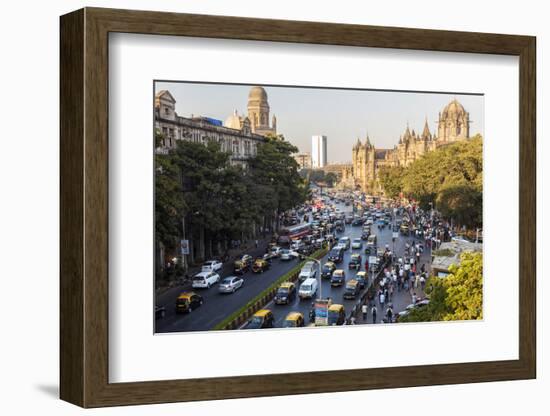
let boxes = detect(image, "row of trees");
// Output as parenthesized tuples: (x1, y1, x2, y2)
(155, 132, 308, 279)
(378, 135, 483, 229)
(401, 252, 483, 322)
(299, 169, 339, 187)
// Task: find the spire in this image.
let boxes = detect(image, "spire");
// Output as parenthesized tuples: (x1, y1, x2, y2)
(366, 132, 371, 146)
(422, 117, 431, 140)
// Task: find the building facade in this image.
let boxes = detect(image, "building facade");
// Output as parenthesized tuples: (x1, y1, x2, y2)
(348, 98, 471, 193)
(154, 89, 270, 166)
(311, 135, 328, 168)
(293, 153, 312, 169)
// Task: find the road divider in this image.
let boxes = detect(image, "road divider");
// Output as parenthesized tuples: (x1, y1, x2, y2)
(213, 248, 328, 330)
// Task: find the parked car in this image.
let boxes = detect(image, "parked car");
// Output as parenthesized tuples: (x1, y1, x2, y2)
(282, 312, 305, 328)
(330, 269, 346, 287)
(299, 278, 318, 299)
(201, 259, 223, 272)
(299, 261, 317, 281)
(192, 271, 220, 289)
(218, 276, 244, 293)
(245, 309, 275, 329)
(175, 291, 203, 313)
(274, 282, 296, 305)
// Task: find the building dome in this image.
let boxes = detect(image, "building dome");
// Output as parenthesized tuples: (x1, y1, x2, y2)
(248, 86, 268, 103)
(224, 110, 242, 129)
(442, 99, 466, 116)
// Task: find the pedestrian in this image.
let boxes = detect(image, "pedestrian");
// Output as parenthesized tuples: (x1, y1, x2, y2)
(420, 274, 426, 291)
(386, 307, 393, 323)
(350, 316, 356, 325)
(389, 284, 394, 301)
(412, 292, 418, 305)
(255, 239, 258, 248)
(362, 303, 368, 320)
(421, 263, 426, 273)
(379, 292, 385, 307)
(371, 306, 377, 324)
(415, 273, 420, 289)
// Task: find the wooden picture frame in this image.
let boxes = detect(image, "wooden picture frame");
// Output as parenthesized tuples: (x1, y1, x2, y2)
(60, 7, 536, 408)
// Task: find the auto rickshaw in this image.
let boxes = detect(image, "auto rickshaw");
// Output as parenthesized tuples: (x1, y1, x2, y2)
(252, 258, 270, 273)
(233, 255, 252, 275)
(327, 304, 346, 326)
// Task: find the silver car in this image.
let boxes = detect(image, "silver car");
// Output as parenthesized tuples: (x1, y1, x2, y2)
(218, 276, 244, 293)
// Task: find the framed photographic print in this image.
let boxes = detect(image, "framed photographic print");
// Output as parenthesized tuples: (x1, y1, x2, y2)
(60, 7, 536, 408)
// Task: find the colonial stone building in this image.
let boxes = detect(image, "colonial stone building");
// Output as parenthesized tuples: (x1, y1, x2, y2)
(346, 98, 471, 193)
(154, 87, 276, 166)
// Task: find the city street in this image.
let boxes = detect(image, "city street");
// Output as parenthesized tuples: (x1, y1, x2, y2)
(155, 199, 431, 333)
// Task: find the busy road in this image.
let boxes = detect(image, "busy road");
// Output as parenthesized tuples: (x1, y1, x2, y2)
(155, 192, 435, 333)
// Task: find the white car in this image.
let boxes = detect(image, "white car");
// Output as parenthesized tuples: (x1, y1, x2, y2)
(201, 260, 223, 272)
(338, 237, 351, 249)
(218, 276, 244, 293)
(270, 246, 283, 257)
(290, 240, 304, 251)
(299, 278, 318, 299)
(299, 261, 317, 281)
(351, 238, 362, 249)
(192, 271, 220, 289)
(280, 249, 294, 261)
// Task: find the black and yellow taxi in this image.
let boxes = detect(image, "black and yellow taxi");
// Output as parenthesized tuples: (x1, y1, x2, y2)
(245, 309, 275, 329)
(282, 312, 305, 328)
(343, 279, 360, 299)
(274, 282, 296, 305)
(330, 269, 346, 287)
(328, 304, 346, 326)
(321, 261, 337, 279)
(175, 291, 203, 314)
(252, 258, 270, 273)
(355, 271, 368, 289)
(348, 253, 362, 270)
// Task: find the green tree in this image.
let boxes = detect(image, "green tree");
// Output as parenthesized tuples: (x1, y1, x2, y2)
(248, 135, 308, 223)
(443, 252, 483, 321)
(154, 132, 185, 256)
(436, 183, 482, 228)
(378, 135, 483, 229)
(378, 166, 405, 198)
(401, 251, 483, 322)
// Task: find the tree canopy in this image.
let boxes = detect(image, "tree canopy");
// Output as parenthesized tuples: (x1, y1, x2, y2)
(378, 135, 483, 228)
(401, 252, 483, 322)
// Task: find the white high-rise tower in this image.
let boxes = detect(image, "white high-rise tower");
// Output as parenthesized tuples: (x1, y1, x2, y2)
(311, 135, 327, 168)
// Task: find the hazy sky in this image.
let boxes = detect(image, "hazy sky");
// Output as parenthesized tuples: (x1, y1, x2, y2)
(155, 81, 484, 164)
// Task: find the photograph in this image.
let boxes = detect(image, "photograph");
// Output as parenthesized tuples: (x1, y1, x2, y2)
(154, 82, 484, 333)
